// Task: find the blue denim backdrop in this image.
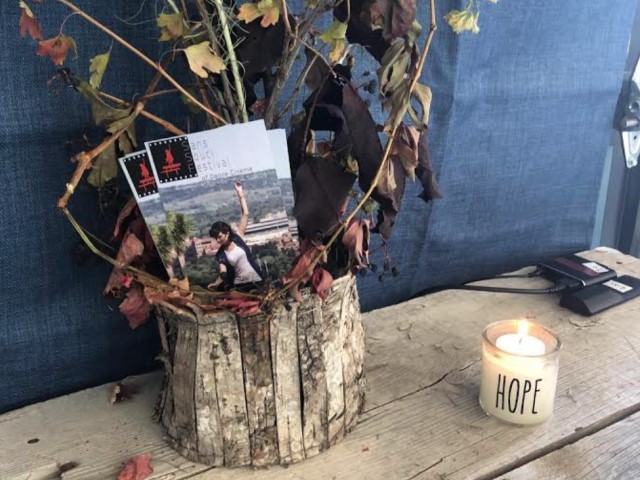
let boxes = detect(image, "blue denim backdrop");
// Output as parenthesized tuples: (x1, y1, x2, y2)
(0, 0, 635, 413)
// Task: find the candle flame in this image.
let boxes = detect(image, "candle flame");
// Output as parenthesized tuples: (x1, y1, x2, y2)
(517, 320, 529, 337)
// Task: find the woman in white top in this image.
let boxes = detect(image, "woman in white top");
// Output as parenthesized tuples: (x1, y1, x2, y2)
(207, 182, 263, 290)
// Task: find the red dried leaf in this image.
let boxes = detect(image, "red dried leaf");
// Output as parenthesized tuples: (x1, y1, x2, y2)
(117, 454, 153, 480)
(104, 233, 144, 295)
(282, 239, 323, 285)
(215, 298, 261, 316)
(36, 35, 77, 66)
(113, 197, 138, 240)
(342, 218, 371, 270)
(19, 3, 43, 40)
(311, 267, 333, 300)
(119, 286, 152, 329)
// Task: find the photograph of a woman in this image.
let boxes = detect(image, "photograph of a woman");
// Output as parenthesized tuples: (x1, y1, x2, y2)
(207, 181, 264, 290)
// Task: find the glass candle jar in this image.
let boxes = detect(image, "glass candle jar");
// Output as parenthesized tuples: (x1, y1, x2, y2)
(479, 320, 562, 425)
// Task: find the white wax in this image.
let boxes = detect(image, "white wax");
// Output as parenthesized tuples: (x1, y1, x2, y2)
(480, 330, 559, 425)
(495, 333, 546, 356)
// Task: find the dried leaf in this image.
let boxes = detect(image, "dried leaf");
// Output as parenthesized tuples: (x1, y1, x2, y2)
(89, 48, 111, 89)
(383, 80, 431, 133)
(119, 285, 152, 329)
(445, 9, 480, 35)
(319, 20, 348, 63)
(415, 129, 443, 202)
(342, 217, 371, 269)
(117, 453, 153, 480)
(19, 1, 42, 40)
(363, 0, 417, 39)
(88, 141, 117, 187)
(389, 123, 420, 179)
(36, 35, 77, 66)
(114, 197, 138, 239)
(237, 0, 280, 28)
(293, 157, 355, 238)
(109, 382, 138, 404)
(378, 40, 410, 96)
(104, 232, 144, 295)
(184, 41, 226, 78)
(311, 267, 333, 300)
(157, 12, 190, 41)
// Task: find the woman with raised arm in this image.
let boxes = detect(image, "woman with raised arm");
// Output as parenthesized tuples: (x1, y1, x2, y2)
(207, 181, 263, 291)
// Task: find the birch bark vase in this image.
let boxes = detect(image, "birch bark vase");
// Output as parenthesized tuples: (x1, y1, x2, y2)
(153, 274, 366, 467)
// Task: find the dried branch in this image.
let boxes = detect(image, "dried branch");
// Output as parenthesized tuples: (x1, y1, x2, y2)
(275, 55, 318, 123)
(195, 0, 240, 123)
(264, 1, 330, 128)
(208, 0, 249, 122)
(276, 0, 438, 297)
(58, 63, 168, 208)
(54, 0, 227, 125)
(97, 91, 185, 136)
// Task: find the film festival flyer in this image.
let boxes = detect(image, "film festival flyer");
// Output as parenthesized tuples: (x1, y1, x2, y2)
(267, 128, 297, 233)
(144, 120, 298, 289)
(118, 150, 175, 276)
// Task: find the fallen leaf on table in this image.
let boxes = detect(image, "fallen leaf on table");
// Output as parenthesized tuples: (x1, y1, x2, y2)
(109, 382, 139, 405)
(118, 454, 153, 480)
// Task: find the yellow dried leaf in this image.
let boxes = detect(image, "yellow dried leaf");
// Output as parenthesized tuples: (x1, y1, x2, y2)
(19, 1, 34, 18)
(157, 12, 190, 41)
(89, 49, 111, 89)
(444, 9, 480, 35)
(319, 20, 348, 63)
(183, 41, 226, 78)
(237, 0, 280, 28)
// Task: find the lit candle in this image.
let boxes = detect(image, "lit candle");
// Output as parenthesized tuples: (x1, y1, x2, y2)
(479, 320, 562, 425)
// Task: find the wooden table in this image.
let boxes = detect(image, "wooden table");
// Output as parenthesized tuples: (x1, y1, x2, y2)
(2, 248, 639, 480)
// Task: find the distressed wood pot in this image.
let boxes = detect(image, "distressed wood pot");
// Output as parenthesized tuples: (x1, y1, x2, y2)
(153, 274, 366, 467)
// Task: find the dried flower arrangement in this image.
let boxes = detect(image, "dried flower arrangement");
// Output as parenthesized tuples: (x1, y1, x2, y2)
(18, 0, 500, 326)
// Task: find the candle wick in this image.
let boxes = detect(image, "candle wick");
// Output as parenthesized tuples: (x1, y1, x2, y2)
(518, 335, 524, 346)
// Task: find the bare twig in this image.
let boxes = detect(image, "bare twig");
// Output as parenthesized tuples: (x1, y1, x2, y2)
(54, 0, 227, 125)
(275, 55, 318, 123)
(264, 1, 330, 127)
(281, 0, 293, 35)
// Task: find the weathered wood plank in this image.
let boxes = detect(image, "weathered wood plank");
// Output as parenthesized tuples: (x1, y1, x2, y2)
(341, 275, 366, 432)
(194, 323, 225, 466)
(270, 304, 305, 464)
(1, 248, 638, 480)
(322, 278, 347, 445)
(239, 316, 278, 466)
(297, 295, 329, 457)
(0, 372, 211, 480)
(206, 311, 251, 466)
(169, 320, 199, 460)
(498, 412, 640, 480)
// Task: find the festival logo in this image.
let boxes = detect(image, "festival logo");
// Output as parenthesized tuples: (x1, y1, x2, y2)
(146, 136, 198, 183)
(122, 152, 158, 198)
